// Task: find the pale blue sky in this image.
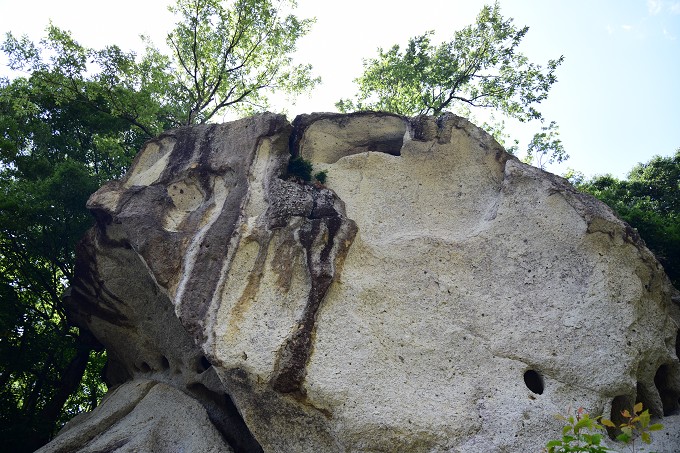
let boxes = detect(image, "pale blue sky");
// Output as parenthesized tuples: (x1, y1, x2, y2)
(0, 0, 678, 178)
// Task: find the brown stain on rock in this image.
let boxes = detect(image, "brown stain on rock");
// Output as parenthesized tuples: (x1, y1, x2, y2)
(270, 191, 357, 395)
(227, 235, 272, 338)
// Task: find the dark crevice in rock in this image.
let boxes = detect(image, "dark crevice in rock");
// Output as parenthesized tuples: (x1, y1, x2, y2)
(636, 380, 663, 418)
(197, 355, 212, 373)
(607, 394, 635, 439)
(654, 363, 680, 416)
(186, 383, 263, 453)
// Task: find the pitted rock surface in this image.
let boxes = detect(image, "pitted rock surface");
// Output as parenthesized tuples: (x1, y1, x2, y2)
(42, 112, 680, 452)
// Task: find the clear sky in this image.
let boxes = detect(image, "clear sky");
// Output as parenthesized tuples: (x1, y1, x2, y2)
(0, 0, 678, 179)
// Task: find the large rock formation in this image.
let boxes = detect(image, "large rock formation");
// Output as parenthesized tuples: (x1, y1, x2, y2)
(41, 112, 680, 452)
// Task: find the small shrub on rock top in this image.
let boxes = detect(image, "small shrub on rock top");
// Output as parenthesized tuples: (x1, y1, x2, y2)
(545, 403, 663, 453)
(287, 156, 313, 182)
(314, 170, 328, 185)
(287, 157, 328, 186)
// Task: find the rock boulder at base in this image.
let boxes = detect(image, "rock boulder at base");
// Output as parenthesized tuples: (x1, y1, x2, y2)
(44, 112, 680, 452)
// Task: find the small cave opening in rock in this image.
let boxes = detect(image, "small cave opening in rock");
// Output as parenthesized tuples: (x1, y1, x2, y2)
(197, 355, 212, 373)
(523, 369, 544, 395)
(139, 361, 151, 373)
(654, 364, 680, 416)
(607, 395, 634, 439)
(160, 355, 170, 370)
(365, 138, 403, 156)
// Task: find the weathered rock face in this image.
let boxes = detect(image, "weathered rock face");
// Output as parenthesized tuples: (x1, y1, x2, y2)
(43, 112, 680, 452)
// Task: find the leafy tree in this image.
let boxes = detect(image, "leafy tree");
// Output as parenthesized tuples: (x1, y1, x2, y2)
(165, 0, 319, 124)
(4, 1, 318, 128)
(337, 2, 567, 167)
(577, 151, 680, 288)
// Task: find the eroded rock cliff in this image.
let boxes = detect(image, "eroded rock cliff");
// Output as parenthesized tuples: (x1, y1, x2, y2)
(41, 112, 680, 452)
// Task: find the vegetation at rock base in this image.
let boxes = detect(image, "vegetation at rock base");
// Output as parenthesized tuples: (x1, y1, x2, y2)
(0, 0, 316, 449)
(337, 2, 567, 168)
(546, 403, 664, 453)
(572, 150, 680, 289)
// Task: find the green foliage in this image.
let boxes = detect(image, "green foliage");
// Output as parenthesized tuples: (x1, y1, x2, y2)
(523, 121, 569, 169)
(165, 0, 318, 123)
(286, 158, 328, 185)
(546, 404, 664, 453)
(314, 170, 328, 185)
(601, 403, 664, 451)
(3, 0, 318, 128)
(576, 151, 680, 288)
(0, 70, 125, 450)
(287, 156, 313, 182)
(2, 24, 174, 138)
(546, 407, 610, 453)
(336, 2, 565, 168)
(337, 2, 563, 120)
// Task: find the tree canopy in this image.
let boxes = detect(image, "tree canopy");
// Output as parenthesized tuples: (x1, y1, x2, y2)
(337, 3, 563, 120)
(0, 0, 317, 449)
(337, 2, 566, 168)
(167, 0, 318, 124)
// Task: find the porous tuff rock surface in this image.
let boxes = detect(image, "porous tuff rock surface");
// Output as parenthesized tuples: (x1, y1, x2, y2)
(47, 112, 680, 452)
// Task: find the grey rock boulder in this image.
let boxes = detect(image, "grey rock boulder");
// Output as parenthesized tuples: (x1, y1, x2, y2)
(44, 112, 680, 452)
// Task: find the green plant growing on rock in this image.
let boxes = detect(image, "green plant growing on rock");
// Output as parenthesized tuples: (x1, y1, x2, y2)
(314, 170, 328, 185)
(600, 402, 664, 453)
(546, 407, 610, 453)
(545, 404, 664, 453)
(287, 157, 328, 186)
(287, 156, 313, 182)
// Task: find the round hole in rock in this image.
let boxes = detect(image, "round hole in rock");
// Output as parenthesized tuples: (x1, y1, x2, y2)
(140, 361, 151, 373)
(524, 369, 544, 395)
(160, 355, 170, 370)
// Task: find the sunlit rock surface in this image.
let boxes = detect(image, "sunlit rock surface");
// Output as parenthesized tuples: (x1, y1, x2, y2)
(42, 112, 680, 452)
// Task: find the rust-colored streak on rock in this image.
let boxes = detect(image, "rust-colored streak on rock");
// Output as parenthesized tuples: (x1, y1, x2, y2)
(228, 236, 271, 337)
(271, 205, 357, 394)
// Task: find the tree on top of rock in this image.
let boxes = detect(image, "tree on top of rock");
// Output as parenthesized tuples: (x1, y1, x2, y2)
(165, 0, 319, 124)
(337, 2, 567, 168)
